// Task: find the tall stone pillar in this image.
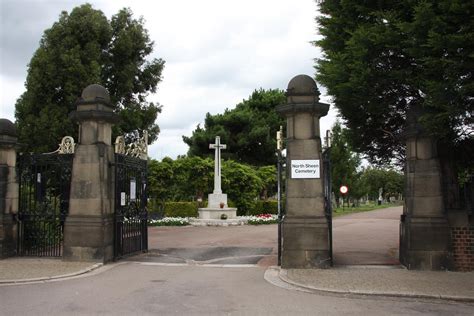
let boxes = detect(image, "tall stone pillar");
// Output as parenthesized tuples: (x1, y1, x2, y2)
(276, 75, 330, 268)
(63, 84, 119, 262)
(0, 119, 19, 258)
(400, 106, 451, 270)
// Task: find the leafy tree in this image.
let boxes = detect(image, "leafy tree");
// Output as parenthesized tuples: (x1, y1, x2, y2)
(172, 156, 214, 201)
(183, 89, 286, 166)
(315, 0, 473, 172)
(221, 160, 262, 215)
(148, 157, 175, 201)
(360, 167, 404, 201)
(329, 121, 361, 206)
(15, 4, 164, 152)
(256, 165, 277, 200)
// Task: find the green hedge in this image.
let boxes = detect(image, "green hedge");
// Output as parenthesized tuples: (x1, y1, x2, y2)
(247, 200, 279, 215)
(148, 201, 198, 218)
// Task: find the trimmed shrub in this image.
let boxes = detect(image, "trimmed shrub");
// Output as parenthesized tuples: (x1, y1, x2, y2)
(164, 202, 198, 217)
(148, 200, 198, 218)
(249, 200, 279, 215)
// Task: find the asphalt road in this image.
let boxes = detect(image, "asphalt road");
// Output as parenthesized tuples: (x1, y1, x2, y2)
(2, 206, 471, 315)
(333, 206, 402, 265)
(1, 264, 472, 315)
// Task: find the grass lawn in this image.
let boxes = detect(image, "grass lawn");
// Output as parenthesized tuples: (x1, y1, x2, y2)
(332, 202, 402, 217)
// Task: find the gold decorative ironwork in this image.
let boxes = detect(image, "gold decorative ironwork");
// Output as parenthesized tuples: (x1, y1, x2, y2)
(114, 131, 148, 160)
(115, 136, 126, 155)
(58, 136, 75, 154)
(46, 136, 75, 154)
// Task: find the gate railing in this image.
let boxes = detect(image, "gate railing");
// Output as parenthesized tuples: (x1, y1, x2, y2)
(113, 131, 148, 259)
(17, 152, 73, 256)
(323, 129, 333, 265)
(322, 147, 333, 265)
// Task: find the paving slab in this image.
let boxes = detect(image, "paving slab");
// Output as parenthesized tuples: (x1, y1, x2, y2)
(0, 258, 101, 283)
(278, 266, 474, 302)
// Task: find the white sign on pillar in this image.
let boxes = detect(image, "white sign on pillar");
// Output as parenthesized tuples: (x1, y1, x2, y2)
(291, 159, 320, 179)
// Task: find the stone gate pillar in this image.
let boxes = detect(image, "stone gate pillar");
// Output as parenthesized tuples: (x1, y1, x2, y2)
(400, 106, 451, 270)
(63, 84, 119, 262)
(276, 75, 330, 268)
(0, 119, 19, 258)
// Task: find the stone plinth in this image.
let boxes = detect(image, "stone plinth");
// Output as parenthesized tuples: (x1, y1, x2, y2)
(197, 207, 237, 220)
(63, 84, 118, 263)
(189, 217, 247, 227)
(208, 193, 229, 208)
(0, 119, 19, 258)
(276, 74, 331, 268)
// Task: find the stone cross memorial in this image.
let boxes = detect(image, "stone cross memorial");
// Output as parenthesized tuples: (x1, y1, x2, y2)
(196, 136, 237, 221)
(209, 136, 226, 194)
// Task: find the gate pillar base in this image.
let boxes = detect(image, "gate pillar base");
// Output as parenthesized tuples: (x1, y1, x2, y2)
(281, 216, 331, 269)
(63, 215, 114, 263)
(0, 119, 19, 258)
(0, 215, 17, 258)
(400, 216, 452, 270)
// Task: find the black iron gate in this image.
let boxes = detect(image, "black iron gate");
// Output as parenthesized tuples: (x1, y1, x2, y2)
(17, 153, 73, 256)
(276, 149, 286, 266)
(114, 153, 148, 259)
(322, 147, 333, 264)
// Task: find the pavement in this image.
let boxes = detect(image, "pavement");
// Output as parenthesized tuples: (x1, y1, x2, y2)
(1, 206, 473, 303)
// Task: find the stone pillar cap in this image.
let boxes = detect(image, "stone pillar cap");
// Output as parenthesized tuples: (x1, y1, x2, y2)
(0, 119, 19, 147)
(286, 74, 320, 98)
(0, 119, 17, 137)
(276, 102, 329, 117)
(75, 84, 112, 107)
(70, 84, 119, 123)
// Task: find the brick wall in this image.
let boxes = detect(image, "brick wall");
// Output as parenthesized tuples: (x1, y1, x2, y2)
(451, 227, 474, 272)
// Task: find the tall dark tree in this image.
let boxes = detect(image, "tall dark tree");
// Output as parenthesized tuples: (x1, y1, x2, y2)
(15, 4, 164, 152)
(315, 0, 473, 171)
(183, 89, 286, 166)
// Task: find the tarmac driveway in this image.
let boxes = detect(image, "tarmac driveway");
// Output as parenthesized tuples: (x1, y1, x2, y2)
(131, 205, 403, 266)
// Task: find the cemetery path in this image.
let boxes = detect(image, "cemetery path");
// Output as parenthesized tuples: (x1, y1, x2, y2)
(333, 205, 402, 265)
(143, 224, 278, 266)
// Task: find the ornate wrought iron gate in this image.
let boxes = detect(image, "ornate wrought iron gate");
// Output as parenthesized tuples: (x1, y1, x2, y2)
(17, 153, 73, 256)
(114, 153, 148, 259)
(322, 147, 333, 264)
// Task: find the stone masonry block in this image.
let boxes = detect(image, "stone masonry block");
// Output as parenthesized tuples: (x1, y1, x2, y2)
(293, 113, 314, 139)
(286, 178, 323, 198)
(286, 197, 325, 217)
(287, 140, 320, 159)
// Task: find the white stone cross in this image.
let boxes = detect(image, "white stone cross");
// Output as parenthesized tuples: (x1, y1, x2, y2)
(209, 136, 226, 194)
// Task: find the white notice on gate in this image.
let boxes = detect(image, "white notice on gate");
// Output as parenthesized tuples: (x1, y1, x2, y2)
(291, 159, 320, 179)
(120, 192, 126, 206)
(130, 178, 136, 201)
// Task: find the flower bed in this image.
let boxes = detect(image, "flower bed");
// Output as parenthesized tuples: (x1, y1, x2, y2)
(241, 214, 278, 225)
(148, 217, 190, 226)
(148, 214, 278, 226)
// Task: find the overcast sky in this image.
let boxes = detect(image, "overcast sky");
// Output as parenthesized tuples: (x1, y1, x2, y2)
(0, 0, 337, 160)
